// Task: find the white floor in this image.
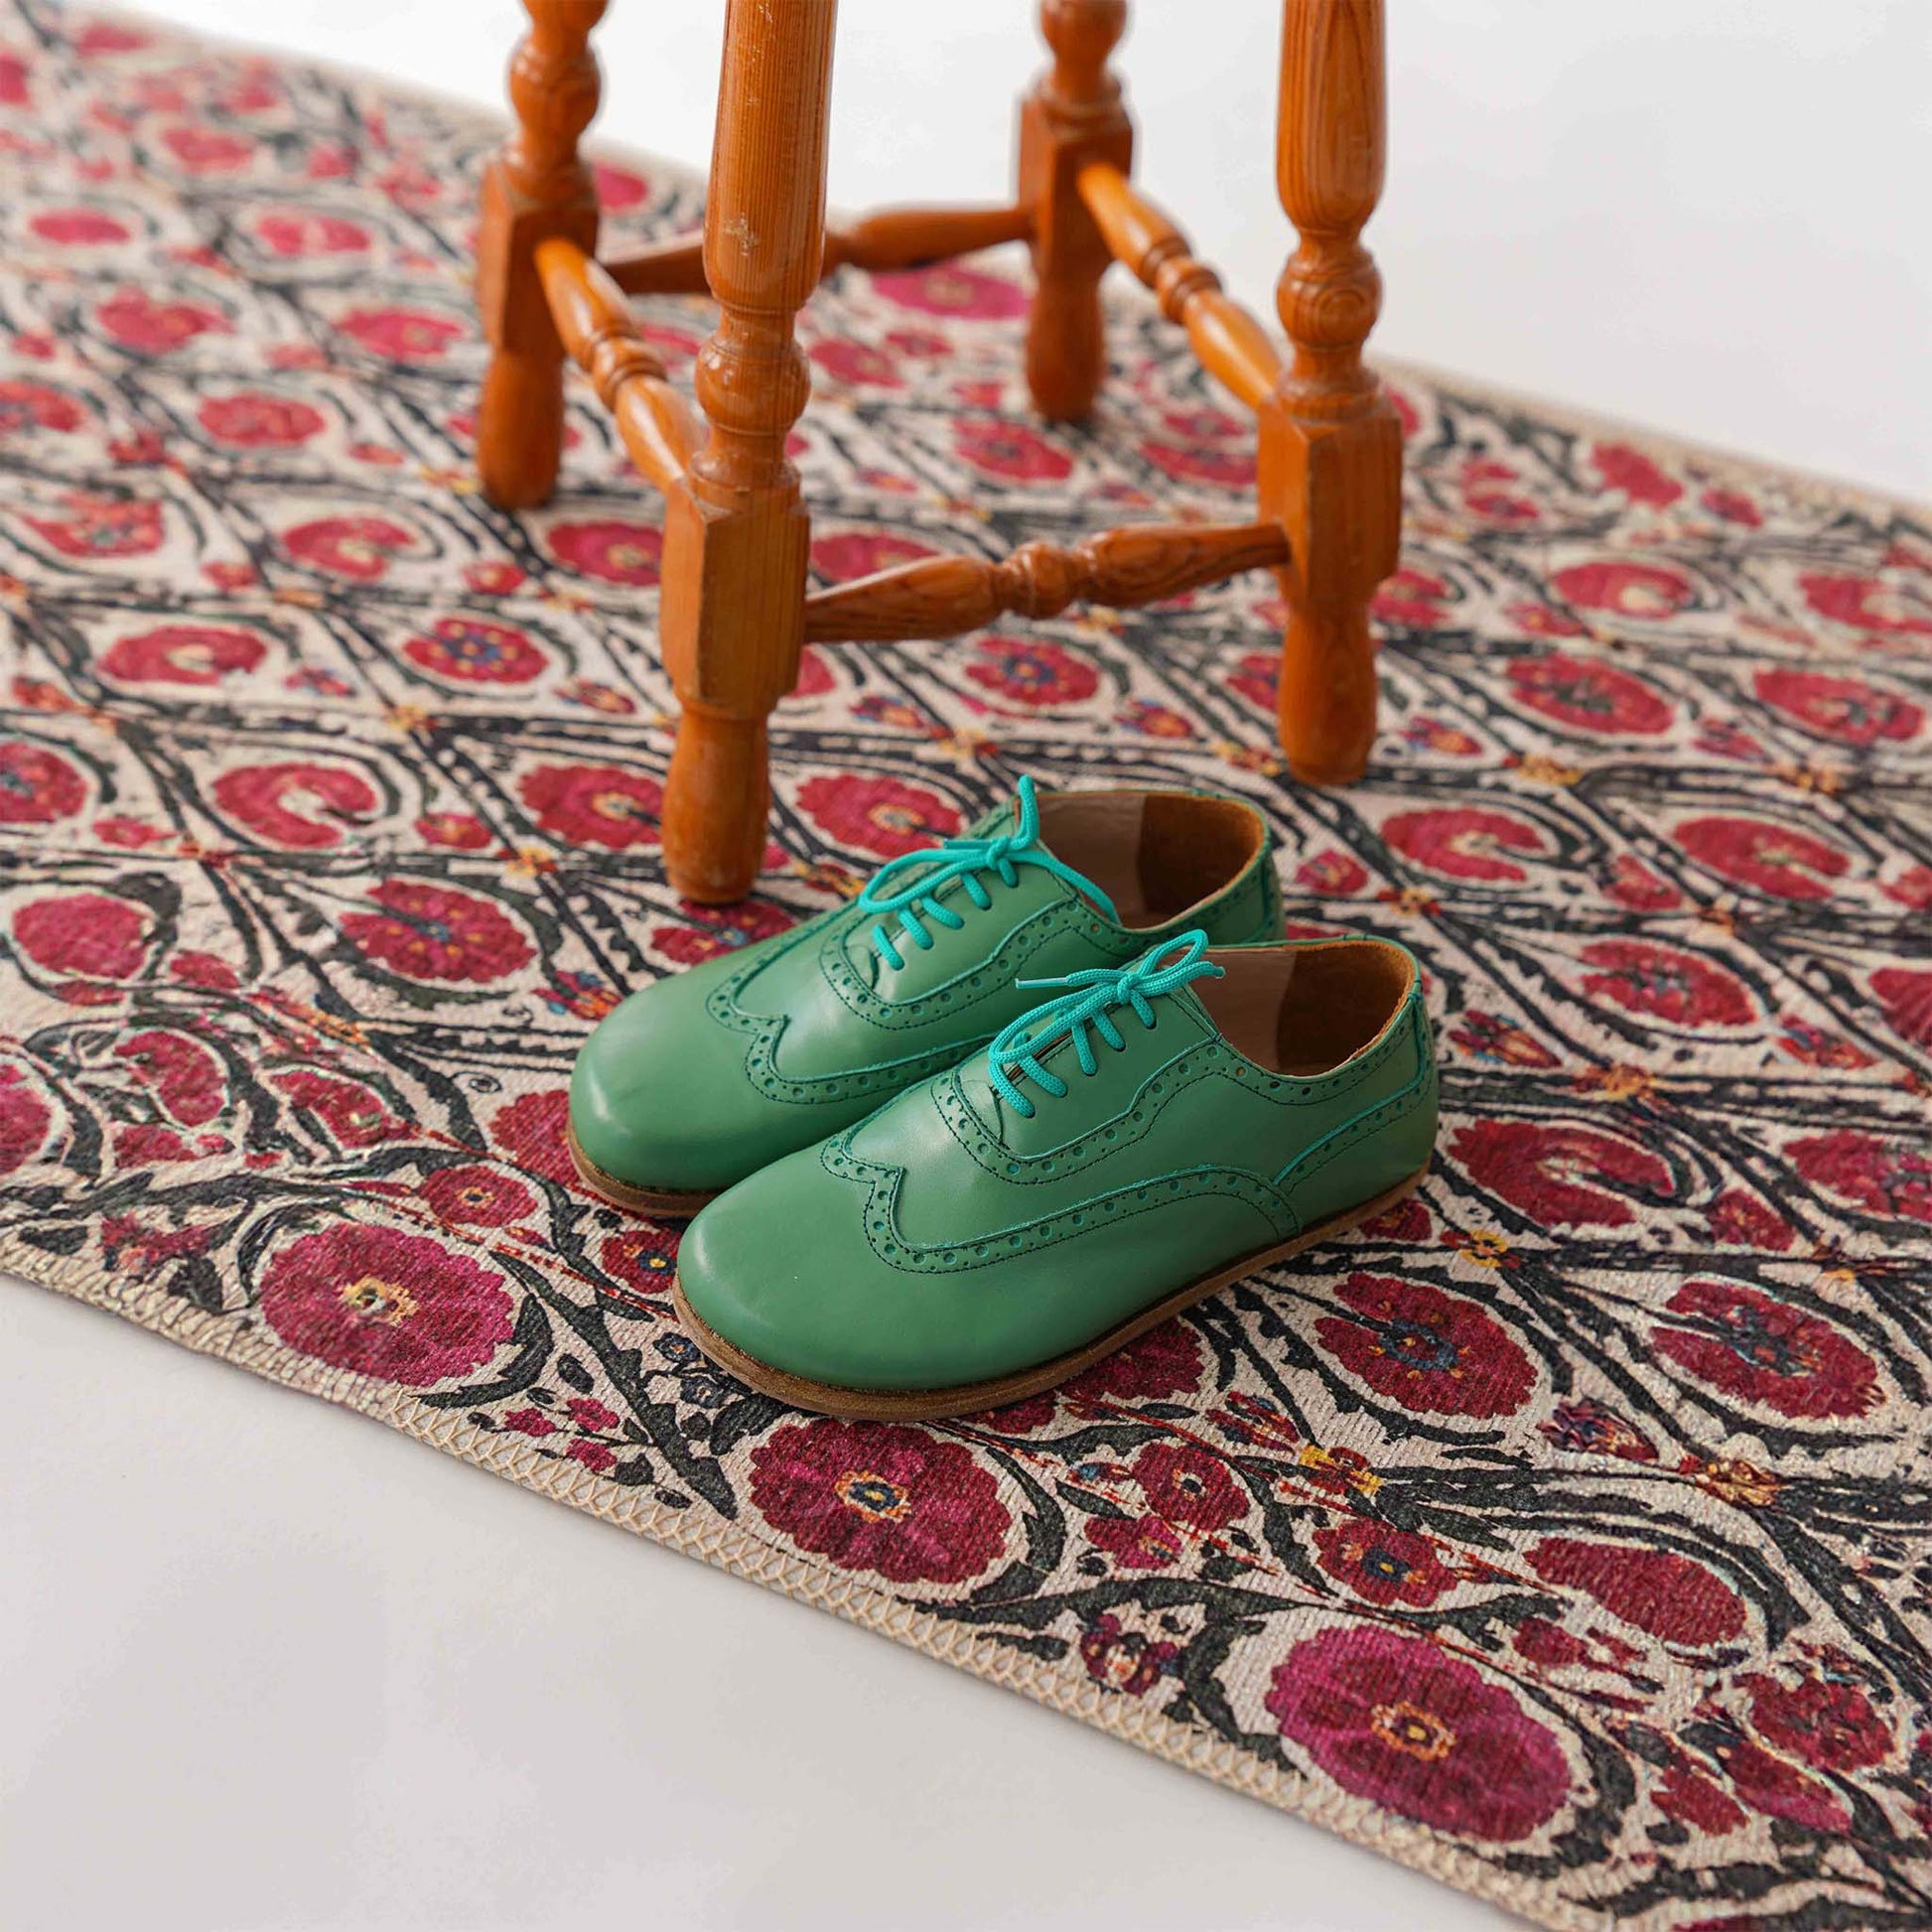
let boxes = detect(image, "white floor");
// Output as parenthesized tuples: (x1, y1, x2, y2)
(2, 1283, 1512, 1932)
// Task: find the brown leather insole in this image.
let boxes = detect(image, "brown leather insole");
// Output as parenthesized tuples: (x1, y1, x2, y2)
(1040, 791, 1265, 929)
(1198, 943, 1414, 1076)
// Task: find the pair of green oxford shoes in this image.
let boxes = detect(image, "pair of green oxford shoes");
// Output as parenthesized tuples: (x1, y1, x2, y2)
(568, 777, 1438, 1421)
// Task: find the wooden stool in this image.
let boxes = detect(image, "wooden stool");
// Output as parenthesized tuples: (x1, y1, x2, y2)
(476, 1, 1401, 903)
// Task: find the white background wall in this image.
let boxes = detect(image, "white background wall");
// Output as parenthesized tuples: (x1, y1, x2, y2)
(144, 0, 1931, 499)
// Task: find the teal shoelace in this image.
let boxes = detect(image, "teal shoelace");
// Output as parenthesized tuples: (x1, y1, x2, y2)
(985, 928, 1224, 1119)
(857, 775, 1118, 971)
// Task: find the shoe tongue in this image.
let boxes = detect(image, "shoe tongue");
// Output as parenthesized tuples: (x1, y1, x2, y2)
(839, 851, 1091, 992)
(842, 790, 1118, 984)
(955, 968, 1217, 1135)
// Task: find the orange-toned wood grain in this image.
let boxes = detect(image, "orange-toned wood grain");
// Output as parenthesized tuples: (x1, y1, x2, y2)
(1076, 163, 1283, 411)
(476, 0, 606, 510)
(656, 0, 838, 903)
(536, 238, 696, 494)
(804, 520, 1290, 643)
(1260, 0, 1402, 784)
(606, 202, 1034, 297)
(602, 230, 710, 297)
(824, 202, 1035, 276)
(476, 0, 1395, 904)
(1018, 0, 1132, 421)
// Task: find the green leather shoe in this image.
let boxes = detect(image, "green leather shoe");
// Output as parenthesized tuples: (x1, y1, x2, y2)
(568, 778, 1282, 1214)
(673, 927, 1438, 1420)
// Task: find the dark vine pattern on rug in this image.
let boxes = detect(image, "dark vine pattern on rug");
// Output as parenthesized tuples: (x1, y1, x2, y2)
(2, 8, 1930, 1927)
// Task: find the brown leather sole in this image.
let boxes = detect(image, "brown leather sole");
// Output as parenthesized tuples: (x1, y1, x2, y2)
(670, 1167, 1428, 1423)
(566, 1121, 717, 1220)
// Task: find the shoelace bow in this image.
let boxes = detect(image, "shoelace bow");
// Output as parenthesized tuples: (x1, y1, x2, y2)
(985, 929, 1224, 1119)
(857, 774, 1117, 971)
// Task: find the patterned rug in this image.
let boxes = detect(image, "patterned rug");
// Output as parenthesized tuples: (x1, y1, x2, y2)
(4, 7, 1930, 1927)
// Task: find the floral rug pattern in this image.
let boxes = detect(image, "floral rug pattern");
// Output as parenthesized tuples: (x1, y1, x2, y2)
(3, 8, 1930, 1928)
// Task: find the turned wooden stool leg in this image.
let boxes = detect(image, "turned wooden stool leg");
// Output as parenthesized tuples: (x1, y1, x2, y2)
(1260, 0, 1402, 784)
(658, 0, 837, 903)
(477, 0, 605, 510)
(1019, 0, 1133, 423)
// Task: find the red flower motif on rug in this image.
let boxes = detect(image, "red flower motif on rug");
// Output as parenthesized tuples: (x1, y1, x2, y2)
(873, 262, 1029, 320)
(488, 1088, 576, 1187)
(1526, 1537, 1744, 1646)
(1506, 650, 1675, 736)
(0, 742, 86, 823)
(1649, 1279, 1881, 1420)
(1799, 569, 1932, 639)
(258, 1223, 515, 1386)
(546, 518, 662, 586)
(342, 880, 533, 984)
(1371, 565, 1454, 628)
(1741, 1670, 1892, 1773)
(967, 634, 1100, 708)
(13, 891, 149, 980)
(517, 762, 663, 850)
(953, 417, 1072, 483)
(597, 1226, 677, 1309)
(750, 1419, 1010, 1585)
(23, 492, 165, 558)
(0, 379, 85, 435)
(95, 287, 230, 353)
(403, 617, 548, 686)
(1313, 1273, 1537, 1419)
(794, 772, 960, 859)
(275, 1069, 401, 1149)
(98, 622, 267, 686)
(1382, 805, 1551, 884)
(1577, 938, 1754, 1028)
(254, 210, 369, 256)
(809, 529, 937, 582)
(1313, 1521, 1458, 1607)
(1552, 559, 1697, 620)
(1754, 667, 1922, 746)
(652, 897, 793, 968)
(114, 1029, 226, 1127)
(1712, 1734, 1851, 1833)
(1122, 1442, 1248, 1533)
(29, 207, 131, 246)
(1449, 1119, 1673, 1229)
(1871, 966, 1932, 1048)
(335, 306, 464, 362)
(1591, 441, 1684, 507)
(1675, 814, 1852, 900)
(1787, 1129, 1932, 1224)
(1064, 1320, 1204, 1405)
(281, 514, 418, 581)
(212, 760, 378, 849)
(198, 391, 326, 447)
(421, 1164, 536, 1228)
(0, 1066, 54, 1175)
(1266, 1626, 1572, 1842)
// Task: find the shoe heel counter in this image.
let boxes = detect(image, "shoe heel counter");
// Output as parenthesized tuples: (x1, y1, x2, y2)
(1256, 826, 1286, 938)
(1278, 993, 1439, 1229)
(1390, 997, 1440, 1180)
(1204, 818, 1286, 945)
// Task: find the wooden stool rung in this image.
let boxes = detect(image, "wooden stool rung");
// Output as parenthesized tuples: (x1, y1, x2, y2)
(803, 519, 1289, 645)
(1077, 162, 1282, 410)
(602, 232, 708, 297)
(478, 0, 1400, 900)
(605, 202, 1035, 299)
(536, 237, 697, 494)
